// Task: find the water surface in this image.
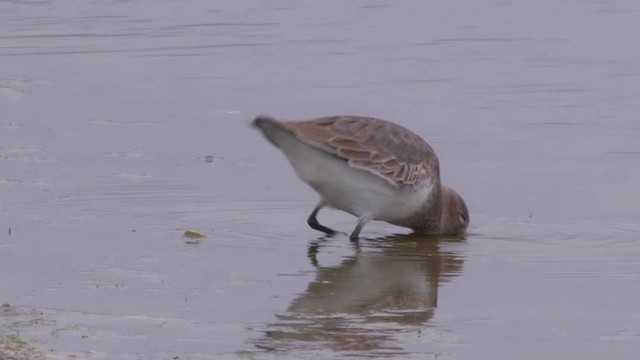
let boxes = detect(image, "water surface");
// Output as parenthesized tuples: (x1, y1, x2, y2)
(1, 1, 639, 359)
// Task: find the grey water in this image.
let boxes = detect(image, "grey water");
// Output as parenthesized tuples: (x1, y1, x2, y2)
(1, 1, 639, 359)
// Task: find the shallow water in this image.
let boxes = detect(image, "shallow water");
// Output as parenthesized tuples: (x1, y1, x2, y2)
(1, 1, 639, 359)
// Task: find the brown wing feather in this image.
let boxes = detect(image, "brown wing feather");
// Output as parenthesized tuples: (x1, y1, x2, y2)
(281, 116, 440, 187)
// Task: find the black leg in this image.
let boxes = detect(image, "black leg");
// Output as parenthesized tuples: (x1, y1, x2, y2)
(307, 201, 338, 235)
(349, 216, 370, 242)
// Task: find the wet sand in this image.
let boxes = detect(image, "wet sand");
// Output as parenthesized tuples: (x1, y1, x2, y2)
(1, 1, 639, 359)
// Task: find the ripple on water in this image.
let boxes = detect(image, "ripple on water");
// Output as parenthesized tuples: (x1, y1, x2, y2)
(470, 215, 640, 278)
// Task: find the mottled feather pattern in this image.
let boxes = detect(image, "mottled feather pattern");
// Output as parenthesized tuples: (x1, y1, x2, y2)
(253, 114, 469, 237)
(283, 116, 439, 187)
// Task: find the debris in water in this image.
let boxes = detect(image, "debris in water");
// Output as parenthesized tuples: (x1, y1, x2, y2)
(184, 229, 207, 244)
(0, 334, 46, 360)
(184, 229, 207, 238)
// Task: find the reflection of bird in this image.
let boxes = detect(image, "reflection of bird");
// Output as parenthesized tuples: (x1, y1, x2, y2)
(253, 115, 469, 240)
(256, 234, 465, 354)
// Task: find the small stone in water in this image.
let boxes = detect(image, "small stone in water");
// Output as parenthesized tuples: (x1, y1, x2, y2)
(184, 229, 207, 243)
(184, 229, 207, 238)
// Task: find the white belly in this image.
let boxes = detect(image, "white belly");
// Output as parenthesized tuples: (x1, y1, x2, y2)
(270, 130, 433, 222)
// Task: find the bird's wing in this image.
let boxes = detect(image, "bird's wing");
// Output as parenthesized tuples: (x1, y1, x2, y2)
(282, 115, 439, 187)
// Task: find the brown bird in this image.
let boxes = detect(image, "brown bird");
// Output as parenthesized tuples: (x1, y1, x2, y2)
(253, 115, 469, 240)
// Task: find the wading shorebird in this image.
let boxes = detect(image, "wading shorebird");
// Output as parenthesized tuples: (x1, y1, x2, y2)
(252, 115, 469, 241)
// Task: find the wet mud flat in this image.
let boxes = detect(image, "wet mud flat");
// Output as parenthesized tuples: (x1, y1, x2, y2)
(2, 0, 640, 359)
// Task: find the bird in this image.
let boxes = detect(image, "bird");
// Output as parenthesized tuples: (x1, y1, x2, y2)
(252, 115, 469, 241)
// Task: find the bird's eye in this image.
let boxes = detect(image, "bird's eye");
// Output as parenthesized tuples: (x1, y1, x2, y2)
(459, 214, 466, 225)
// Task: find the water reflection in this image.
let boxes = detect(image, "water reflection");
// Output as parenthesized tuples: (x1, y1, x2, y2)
(257, 234, 465, 356)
